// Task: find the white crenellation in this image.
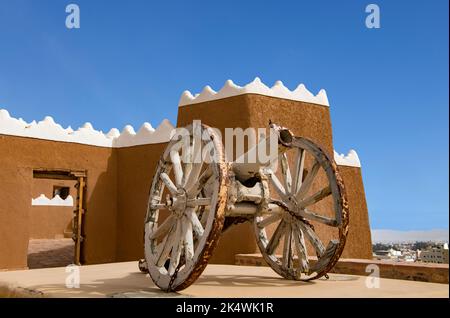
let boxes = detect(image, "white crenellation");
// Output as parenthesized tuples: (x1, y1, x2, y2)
(31, 194, 74, 207)
(179, 77, 330, 107)
(334, 149, 361, 167)
(0, 109, 175, 148)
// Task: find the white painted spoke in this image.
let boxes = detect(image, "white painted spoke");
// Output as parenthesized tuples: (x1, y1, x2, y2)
(292, 223, 309, 273)
(182, 216, 195, 266)
(187, 208, 204, 237)
(185, 132, 203, 187)
(168, 219, 183, 275)
(187, 197, 211, 207)
(182, 163, 192, 188)
(280, 153, 292, 195)
(291, 148, 306, 195)
(150, 203, 166, 210)
(160, 172, 178, 195)
(295, 160, 320, 200)
(266, 220, 287, 255)
(297, 221, 325, 257)
(149, 215, 175, 240)
(170, 150, 184, 187)
(300, 208, 338, 226)
(156, 223, 177, 267)
(257, 214, 282, 229)
(298, 186, 331, 209)
(267, 170, 287, 200)
(186, 163, 203, 190)
(182, 140, 194, 187)
(187, 167, 213, 197)
(282, 224, 292, 268)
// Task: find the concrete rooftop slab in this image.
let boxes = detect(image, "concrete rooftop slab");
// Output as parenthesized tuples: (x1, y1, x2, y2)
(0, 262, 448, 298)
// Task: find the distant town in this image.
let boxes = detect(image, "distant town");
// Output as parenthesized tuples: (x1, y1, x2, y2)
(372, 241, 449, 264)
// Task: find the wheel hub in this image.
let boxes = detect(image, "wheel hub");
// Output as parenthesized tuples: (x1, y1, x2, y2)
(168, 190, 188, 217)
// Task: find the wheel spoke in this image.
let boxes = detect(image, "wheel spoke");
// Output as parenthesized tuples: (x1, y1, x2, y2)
(187, 197, 211, 207)
(160, 172, 178, 195)
(200, 207, 210, 226)
(182, 138, 195, 187)
(156, 223, 177, 267)
(292, 223, 309, 274)
(282, 224, 292, 268)
(291, 148, 306, 195)
(182, 164, 192, 189)
(186, 162, 203, 190)
(150, 203, 166, 210)
(300, 208, 338, 226)
(149, 215, 175, 240)
(280, 153, 292, 195)
(187, 207, 204, 237)
(168, 219, 183, 275)
(297, 186, 331, 209)
(297, 222, 325, 257)
(295, 160, 320, 200)
(183, 216, 195, 267)
(170, 150, 184, 187)
(187, 166, 213, 197)
(257, 214, 282, 229)
(185, 131, 203, 187)
(267, 170, 287, 200)
(266, 220, 287, 255)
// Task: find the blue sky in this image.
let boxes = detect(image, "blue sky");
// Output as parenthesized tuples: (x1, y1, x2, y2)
(0, 0, 448, 230)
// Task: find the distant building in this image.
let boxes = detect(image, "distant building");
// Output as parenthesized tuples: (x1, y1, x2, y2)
(420, 243, 449, 264)
(373, 248, 403, 261)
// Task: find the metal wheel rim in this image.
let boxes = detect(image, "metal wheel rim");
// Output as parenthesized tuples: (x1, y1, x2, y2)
(254, 136, 349, 281)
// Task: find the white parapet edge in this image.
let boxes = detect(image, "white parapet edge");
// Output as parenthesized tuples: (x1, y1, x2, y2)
(334, 149, 361, 168)
(179, 77, 330, 107)
(0, 109, 175, 148)
(31, 194, 74, 207)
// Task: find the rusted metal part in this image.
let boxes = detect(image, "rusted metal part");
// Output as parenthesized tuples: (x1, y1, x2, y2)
(307, 157, 349, 281)
(297, 138, 349, 281)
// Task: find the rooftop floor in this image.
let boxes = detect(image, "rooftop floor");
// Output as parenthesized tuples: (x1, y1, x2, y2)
(0, 261, 448, 298)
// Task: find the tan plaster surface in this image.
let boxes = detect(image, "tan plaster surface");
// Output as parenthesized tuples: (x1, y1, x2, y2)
(0, 262, 447, 298)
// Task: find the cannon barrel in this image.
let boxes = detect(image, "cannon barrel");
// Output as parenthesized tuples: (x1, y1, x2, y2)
(231, 122, 294, 181)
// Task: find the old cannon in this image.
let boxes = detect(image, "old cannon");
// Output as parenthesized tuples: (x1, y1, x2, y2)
(139, 121, 349, 291)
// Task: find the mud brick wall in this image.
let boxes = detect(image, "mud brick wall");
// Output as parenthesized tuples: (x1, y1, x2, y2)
(0, 135, 118, 269)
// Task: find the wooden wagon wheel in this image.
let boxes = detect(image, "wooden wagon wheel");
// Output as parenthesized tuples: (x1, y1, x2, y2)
(254, 136, 349, 281)
(144, 123, 228, 291)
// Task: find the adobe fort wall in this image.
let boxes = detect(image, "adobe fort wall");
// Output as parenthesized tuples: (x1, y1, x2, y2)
(0, 135, 118, 269)
(115, 143, 168, 262)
